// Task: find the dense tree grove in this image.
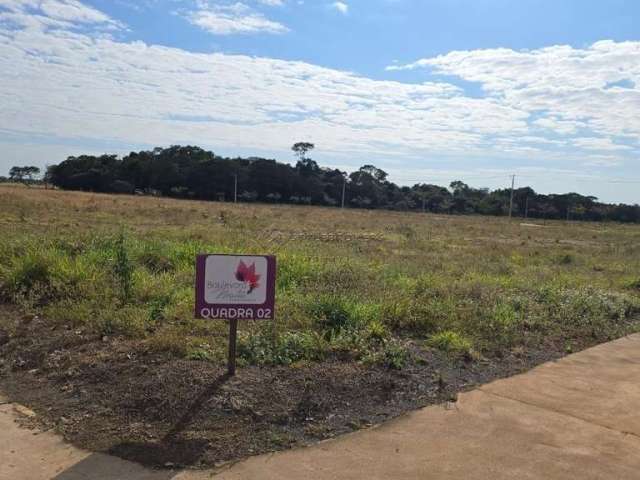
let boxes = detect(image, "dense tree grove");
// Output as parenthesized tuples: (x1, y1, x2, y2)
(39, 145, 640, 222)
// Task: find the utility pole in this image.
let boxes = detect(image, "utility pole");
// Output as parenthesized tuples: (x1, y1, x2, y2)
(341, 176, 346, 209)
(422, 195, 426, 213)
(233, 174, 238, 203)
(508, 174, 516, 220)
(524, 196, 529, 219)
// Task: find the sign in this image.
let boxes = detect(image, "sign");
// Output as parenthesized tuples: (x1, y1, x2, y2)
(195, 254, 276, 320)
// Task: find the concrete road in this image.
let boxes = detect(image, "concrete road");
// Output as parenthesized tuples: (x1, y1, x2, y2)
(2, 334, 640, 480)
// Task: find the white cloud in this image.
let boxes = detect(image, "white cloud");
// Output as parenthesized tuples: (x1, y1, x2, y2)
(257, 0, 284, 6)
(185, 2, 288, 35)
(331, 1, 348, 15)
(0, 0, 638, 187)
(572, 137, 631, 152)
(1, 0, 123, 28)
(389, 41, 640, 141)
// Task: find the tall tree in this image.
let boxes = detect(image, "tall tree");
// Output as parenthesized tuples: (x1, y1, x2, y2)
(291, 142, 315, 162)
(9, 166, 40, 183)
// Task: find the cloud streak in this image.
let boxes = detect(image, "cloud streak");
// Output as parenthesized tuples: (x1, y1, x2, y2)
(184, 1, 289, 35)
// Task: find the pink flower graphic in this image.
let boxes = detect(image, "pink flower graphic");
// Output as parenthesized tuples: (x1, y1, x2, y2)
(235, 260, 261, 293)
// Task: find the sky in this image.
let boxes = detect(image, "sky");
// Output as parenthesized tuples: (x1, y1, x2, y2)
(0, 0, 639, 203)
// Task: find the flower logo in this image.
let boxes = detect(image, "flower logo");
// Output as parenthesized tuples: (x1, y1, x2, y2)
(235, 260, 261, 294)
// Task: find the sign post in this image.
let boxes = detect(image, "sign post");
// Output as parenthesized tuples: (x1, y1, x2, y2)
(228, 318, 238, 376)
(195, 254, 276, 376)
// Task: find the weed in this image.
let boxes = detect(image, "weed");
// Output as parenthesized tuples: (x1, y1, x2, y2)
(238, 329, 327, 365)
(1, 186, 640, 372)
(626, 278, 640, 291)
(306, 295, 354, 333)
(557, 253, 574, 265)
(363, 339, 409, 369)
(113, 233, 134, 304)
(138, 248, 175, 274)
(148, 296, 171, 322)
(427, 331, 473, 357)
(147, 326, 189, 356)
(186, 345, 215, 361)
(366, 319, 388, 342)
(1, 251, 52, 299)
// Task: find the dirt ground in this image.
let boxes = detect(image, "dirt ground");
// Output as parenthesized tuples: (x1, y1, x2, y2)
(1, 306, 616, 470)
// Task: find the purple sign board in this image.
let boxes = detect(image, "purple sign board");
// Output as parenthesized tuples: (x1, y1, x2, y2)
(195, 254, 276, 320)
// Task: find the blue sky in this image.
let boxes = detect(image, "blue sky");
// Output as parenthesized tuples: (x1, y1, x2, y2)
(1, 0, 639, 203)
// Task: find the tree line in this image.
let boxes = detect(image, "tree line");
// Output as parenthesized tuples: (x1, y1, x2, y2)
(8, 144, 639, 222)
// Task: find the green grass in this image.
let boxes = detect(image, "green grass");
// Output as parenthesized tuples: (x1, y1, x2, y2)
(1, 184, 640, 369)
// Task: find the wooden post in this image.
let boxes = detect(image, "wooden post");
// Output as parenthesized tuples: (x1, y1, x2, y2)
(228, 318, 238, 376)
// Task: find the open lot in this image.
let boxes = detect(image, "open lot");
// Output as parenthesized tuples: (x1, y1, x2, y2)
(1, 184, 639, 468)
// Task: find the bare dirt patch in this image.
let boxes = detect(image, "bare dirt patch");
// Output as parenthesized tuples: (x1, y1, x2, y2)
(0, 308, 609, 470)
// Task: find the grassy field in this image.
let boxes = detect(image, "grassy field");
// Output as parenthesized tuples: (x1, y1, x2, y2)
(1, 183, 640, 466)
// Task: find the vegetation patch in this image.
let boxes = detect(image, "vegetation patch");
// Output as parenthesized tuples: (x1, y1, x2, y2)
(1, 185, 639, 468)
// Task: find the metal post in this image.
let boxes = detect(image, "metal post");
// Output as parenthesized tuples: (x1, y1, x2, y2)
(509, 175, 515, 220)
(341, 177, 346, 208)
(228, 318, 238, 376)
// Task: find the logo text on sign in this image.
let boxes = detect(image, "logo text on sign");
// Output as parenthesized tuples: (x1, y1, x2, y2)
(195, 254, 276, 320)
